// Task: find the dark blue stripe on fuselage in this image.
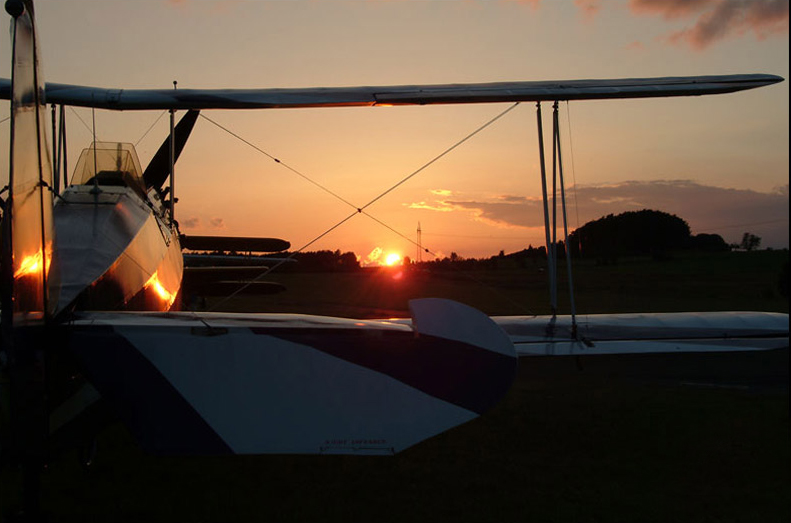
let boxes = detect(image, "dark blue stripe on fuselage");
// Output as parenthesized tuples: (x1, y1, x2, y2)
(67, 326, 233, 455)
(251, 328, 517, 415)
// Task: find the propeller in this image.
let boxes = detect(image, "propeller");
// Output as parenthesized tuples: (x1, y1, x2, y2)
(142, 109, 200, 191)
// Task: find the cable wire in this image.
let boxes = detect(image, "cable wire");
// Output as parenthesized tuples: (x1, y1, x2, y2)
(135, 110, 168, 146)
(202, 102, 533, 315)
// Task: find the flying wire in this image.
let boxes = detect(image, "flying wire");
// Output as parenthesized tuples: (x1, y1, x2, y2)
(203, 102, 534, 313)
(199, 114, 359, 210)
(68, 107, 95, 138)
(201, 102, 521, 262)
(360, 103, 521, 211)
(564, 101, 588, 328)
(564, 101, 581, 234)
(135, 110, 168, 146)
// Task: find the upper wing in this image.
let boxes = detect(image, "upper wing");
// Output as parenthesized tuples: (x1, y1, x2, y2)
(0, 74, 783, 110)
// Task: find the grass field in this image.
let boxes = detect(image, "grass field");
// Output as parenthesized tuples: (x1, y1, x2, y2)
(2, 250, 789, 522)
(210, 250, 789, 317)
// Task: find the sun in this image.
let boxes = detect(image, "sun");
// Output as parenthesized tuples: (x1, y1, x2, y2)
(384, 252, 402, 266)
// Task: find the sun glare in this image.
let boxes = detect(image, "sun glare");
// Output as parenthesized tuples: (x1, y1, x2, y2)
(14, 244, 53, 279)
(144, 270, 178, 308)
(384, 252, 402, 266)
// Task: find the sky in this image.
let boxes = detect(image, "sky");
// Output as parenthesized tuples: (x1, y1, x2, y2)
(1, 0, 788, 264)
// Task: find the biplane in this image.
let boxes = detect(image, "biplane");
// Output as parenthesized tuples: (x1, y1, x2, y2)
(0, 0, 787, 476)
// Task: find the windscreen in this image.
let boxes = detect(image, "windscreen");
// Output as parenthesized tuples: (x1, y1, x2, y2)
(71, 142, 145, 193)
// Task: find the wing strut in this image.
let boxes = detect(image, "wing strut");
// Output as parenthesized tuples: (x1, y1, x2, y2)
(535, 103, 556, 320)
(553, 102, 577, 336)
(535, 101, 577, 336)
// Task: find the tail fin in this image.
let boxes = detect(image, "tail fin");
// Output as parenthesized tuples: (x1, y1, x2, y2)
(2, 0, 58, 323)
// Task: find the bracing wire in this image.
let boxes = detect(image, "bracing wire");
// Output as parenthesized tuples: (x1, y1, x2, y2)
(199, 114, 359, 210)
(564, 101, 581, 234)
(135, 110, 168, 146)
(68, 106, 94, 137)
(203, 102, 535, 314)
(201, 102, 520, 263)
(361, 103, 521, 211)
(207, 209, 360, 311)
(65, 107, 167, 148)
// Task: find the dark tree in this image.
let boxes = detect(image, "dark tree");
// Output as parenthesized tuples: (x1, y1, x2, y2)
(690, 233, 729, 252)
(740, 232, 761, 252)
(568, 209, 691, 260)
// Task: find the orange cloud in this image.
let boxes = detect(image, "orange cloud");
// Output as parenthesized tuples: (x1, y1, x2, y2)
(406, 201, 455, 212)
(363, 247, 383, 267)
(575, 0, 603, 22)
(630, 0, 717, 20)
(631, 0, 789, 50)
(625, 40, 646, 51)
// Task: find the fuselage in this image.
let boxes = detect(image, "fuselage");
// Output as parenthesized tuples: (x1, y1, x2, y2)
(52, 142, 182, 315)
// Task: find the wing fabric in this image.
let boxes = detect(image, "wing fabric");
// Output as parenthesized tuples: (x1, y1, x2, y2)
(0, 74, 783, 110)
(67, 299, 517, 455)
(493, 312, 789, 356)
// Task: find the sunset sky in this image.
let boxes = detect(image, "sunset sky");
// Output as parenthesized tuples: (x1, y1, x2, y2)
(1, 0, 788, 263)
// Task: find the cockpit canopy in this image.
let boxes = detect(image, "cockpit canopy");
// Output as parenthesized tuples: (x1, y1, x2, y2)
(71, 142, 146, 194)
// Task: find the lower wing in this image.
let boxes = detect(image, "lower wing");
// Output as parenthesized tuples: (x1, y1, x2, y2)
(59, 298, 517, 455)
(493, 311, 789, 356)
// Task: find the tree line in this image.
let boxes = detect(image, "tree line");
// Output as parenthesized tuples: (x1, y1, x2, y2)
(420, 209, 768, 270)
(196, 209, 769, 272)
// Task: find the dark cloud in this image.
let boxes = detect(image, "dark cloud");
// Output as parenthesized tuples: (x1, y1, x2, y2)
(445, 196, 545, 229)
(572, 181, 788, 247)
(630, 0, 789, 50)
(410, 181, 789, 248)
(209, 217, 226, 229)
(522, 0, 787, 49)
(181, 217, 200, 229)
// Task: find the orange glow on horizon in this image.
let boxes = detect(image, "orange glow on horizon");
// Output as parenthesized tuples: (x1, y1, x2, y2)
(363, 247, 405, 267)
(384, 252, 402, 266)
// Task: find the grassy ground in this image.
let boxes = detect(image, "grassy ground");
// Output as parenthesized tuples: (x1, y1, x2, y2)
(2, 250, 789, 522)
(20, 364, 791, 523)
(209, 250, 789, 317)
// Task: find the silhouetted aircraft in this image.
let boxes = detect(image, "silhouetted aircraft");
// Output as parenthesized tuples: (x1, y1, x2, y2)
(0, 0, 786, 479)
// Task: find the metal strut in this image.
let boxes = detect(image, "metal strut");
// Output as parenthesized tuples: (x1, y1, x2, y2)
(536, 102, 579, 337)
(535, 103, 557, 326)
(49, 104, 67, 194)
(169, 109, 176, 223)
(59, 104, 67, 191)
(169, 80, 178, 224)
(51, 104, 58, 195)
(553, 102, 578, 336)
